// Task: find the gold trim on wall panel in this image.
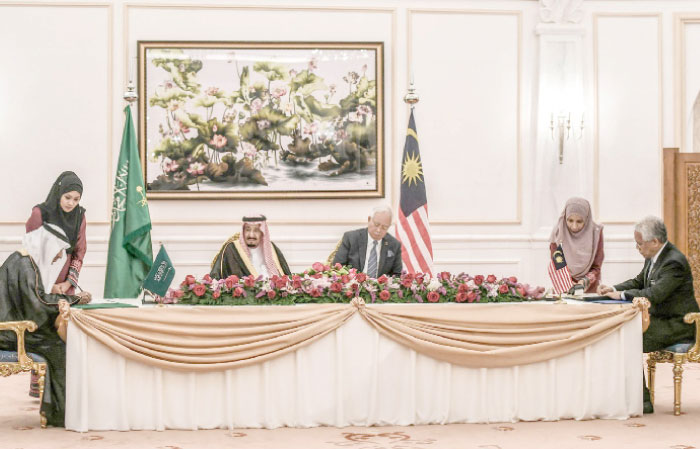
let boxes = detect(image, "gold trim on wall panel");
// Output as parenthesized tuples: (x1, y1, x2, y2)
(593, 13, 663, 225)
(407, 8, 522, 225)
(0, 2, 113, 225)
(674, 14, 700, 154)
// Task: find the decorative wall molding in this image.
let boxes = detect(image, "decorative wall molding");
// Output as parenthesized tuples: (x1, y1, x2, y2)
(407, 8, 523, 224)
(673, 13, 700, 153)
(539, 0, 583, 24)
(592, 12, 663, 224)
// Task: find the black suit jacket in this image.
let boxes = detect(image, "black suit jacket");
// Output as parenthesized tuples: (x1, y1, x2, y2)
(332, 228, 403, 277)
(615, 241, 699, 349)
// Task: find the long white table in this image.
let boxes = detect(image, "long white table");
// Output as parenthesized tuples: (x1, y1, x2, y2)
(64, 301, 642, 431)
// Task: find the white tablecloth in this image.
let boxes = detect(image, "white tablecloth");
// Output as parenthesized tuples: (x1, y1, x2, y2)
(65, 305, 642, 431)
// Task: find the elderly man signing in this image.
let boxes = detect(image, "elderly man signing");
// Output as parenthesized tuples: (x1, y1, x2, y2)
(332, 205, 403, 277)
(598, 215, 699, 413)
(210, 215, 291, 279)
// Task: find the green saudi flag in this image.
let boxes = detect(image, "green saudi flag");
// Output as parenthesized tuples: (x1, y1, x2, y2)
(104, 105, 153, 298)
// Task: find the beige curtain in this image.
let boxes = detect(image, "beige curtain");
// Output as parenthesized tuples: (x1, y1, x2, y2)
(68, 301, 640, 372)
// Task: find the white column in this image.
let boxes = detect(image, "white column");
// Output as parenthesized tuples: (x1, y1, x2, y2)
(533, 0, 590, 233)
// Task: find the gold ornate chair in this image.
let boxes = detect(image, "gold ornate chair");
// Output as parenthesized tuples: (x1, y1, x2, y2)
(647, 312, 700, 415)
(0, 320, 48, 427)
(326, 239, 343, 266)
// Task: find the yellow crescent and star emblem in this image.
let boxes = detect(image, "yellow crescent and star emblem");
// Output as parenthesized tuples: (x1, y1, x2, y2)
(401, 151, 424, 187)
(553, 250, 564, 264)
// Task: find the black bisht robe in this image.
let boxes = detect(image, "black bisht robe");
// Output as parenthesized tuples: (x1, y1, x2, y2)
(0, 252, 77, 427)
(210, 238, 291, 279)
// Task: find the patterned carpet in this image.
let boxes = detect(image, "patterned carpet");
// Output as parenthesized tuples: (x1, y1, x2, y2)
(1, 361, 699, 449)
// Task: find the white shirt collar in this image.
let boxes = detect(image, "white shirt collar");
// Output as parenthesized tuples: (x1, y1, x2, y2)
(650, 241, 668, 266)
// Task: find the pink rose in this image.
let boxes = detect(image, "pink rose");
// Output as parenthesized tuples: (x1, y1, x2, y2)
(456, 292, 467, 303)
(233, 287, 244, 297)
(212, 290, 221, 299)
(184, 275, 196, 286)
(312, 262, 325, 272)
(267, 290, 277, 300)
(509, 276, 518, 284)
(458, 283, 469, 293)
(310, 288, 322, 298)
(498, 284, 509, 294)
(341, 275, 350, 284)
(192, 284, 206, 297)
(401, 278, 413, 288)
(474, 275, 484, 286)
(330, 282, 343, 293)
(345, 290, 354, 298)
(467, 291, 477, 303)
(516, 286, 526, 296)
(377, 275, 388, 284)
(379, 290, 390, 301)
(244, 276, 256, 287)
(334, 263, 342, 270)
(356, 273, 367, 283)
(439, 271, 451, 281)
(487, 274, 497, 283)
(427, 292, 440, 303)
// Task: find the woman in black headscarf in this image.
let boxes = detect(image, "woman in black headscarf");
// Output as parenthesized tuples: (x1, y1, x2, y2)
(26, 171, 87, 296)
(25, 172, 87, 399)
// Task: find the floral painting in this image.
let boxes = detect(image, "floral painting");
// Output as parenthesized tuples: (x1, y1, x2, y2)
(137, 41, 384, 198)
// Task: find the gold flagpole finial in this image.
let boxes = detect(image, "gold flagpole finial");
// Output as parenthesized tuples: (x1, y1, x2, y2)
(404, 80, 419, 109)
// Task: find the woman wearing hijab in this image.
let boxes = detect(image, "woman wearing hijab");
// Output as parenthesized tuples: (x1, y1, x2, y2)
(0, 224, 90, 427)
(26, 171, 86, 295)
(549, 197, 604, 293)
(25, 171, 86, 398)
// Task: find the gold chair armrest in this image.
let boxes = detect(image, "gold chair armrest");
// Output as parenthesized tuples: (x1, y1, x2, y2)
(633, 297, 651, 333)
(683, 312, 700, 360)
(0, 320, 38, 367)
(326, 238, 343, 267)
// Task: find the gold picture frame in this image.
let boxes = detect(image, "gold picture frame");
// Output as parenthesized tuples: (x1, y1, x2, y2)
(138, 41, 384, 199)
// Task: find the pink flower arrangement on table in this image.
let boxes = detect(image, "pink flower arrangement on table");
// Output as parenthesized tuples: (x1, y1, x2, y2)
(159, 263, 546, 306)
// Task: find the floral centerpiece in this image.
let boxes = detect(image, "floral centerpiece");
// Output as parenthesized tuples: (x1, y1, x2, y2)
(160, 263, 545, 306)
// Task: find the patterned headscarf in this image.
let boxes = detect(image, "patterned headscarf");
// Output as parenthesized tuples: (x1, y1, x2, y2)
(238, 215, 280, 277)
(549, 197, 603, 279)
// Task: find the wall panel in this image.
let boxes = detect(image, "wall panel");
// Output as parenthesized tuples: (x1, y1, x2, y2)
(409, 10, 521, 223)
(595, 14, 662, 222)
(0, 3, 112, 222)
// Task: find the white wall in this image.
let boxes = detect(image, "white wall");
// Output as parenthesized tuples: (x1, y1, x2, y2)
(2, 0, 700, 296)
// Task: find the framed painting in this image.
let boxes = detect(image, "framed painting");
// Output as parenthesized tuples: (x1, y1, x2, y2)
(137, 41, 384, 199)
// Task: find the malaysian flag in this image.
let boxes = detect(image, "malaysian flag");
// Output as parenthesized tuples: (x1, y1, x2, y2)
(548, 244, 575, 294)
(394, 111, 434, 275)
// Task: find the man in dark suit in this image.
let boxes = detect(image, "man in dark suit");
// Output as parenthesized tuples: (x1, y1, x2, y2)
(599, 215, 699, 414)
(332, 206, 403, 277)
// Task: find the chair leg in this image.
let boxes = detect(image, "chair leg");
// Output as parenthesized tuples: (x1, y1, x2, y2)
(34, 363, 47, 428)
(672, 354, 685, 416)
(647, 360, 656, 405)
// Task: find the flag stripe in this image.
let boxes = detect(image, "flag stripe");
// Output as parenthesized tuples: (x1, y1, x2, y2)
(394, 217, 420, 274)
(398, 212, 430, 273)
(404, 211, 432, 270)
(414, 206, 434, 258)
(397, 212, 425, 272)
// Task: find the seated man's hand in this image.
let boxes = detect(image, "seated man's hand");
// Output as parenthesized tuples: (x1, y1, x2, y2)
(605, 290, 622, 300)
(597, 284, 614, 295)
(77, 291, 92, 304)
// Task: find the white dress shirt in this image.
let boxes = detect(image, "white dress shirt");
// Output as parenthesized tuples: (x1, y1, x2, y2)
(363, 232, 381, 275)
(249, 246, 269, 277)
